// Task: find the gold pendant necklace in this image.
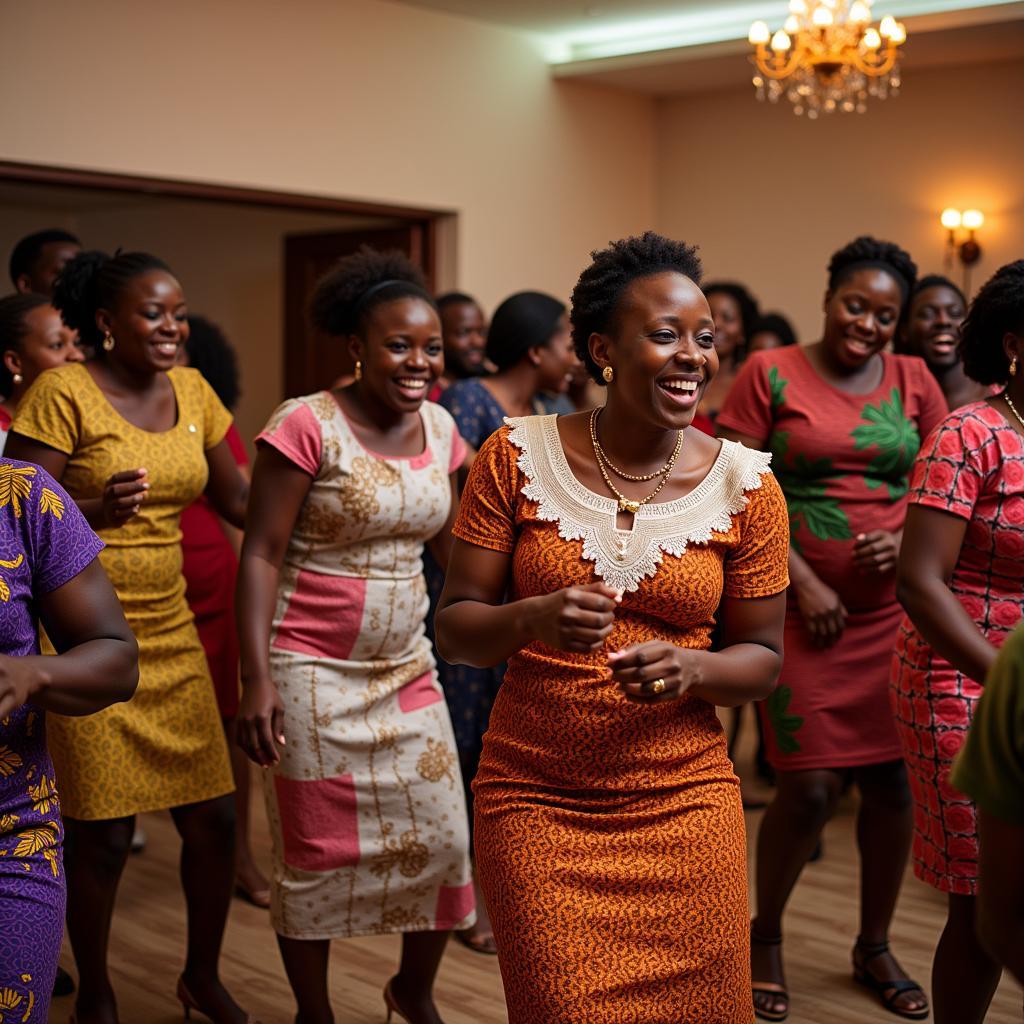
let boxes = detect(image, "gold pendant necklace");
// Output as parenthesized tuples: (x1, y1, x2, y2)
(589, 408, 680, 481)
(589, 409, 684, 514)
(1004, 391, 1024, 430)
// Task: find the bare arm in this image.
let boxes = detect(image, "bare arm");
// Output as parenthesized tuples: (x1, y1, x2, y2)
(205, 437, 250, 530)
(609, 592, 785, 707)
(896, 504, 996, 682)
(0, 560, 138, 718)
(977, 810, 1024, 985)
(4, 433, 148, 531)
(425, 475, 459, 569)
(436, 538, 619, 668)
(235, 445, 312, 766)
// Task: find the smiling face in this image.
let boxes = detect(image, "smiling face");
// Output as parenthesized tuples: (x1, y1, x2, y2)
(822, 268, 903, 371)
(351, 297, 444, 414)
(591, 271, 718, 431)
(3, 303, 84, 399)
(97, 270, 189, 374)
(440, 300, 487, 378)
(903, 284, 966, 371)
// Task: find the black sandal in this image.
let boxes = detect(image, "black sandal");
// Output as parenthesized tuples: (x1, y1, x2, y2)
(852, 938, 929, 1020)
(751, 926, 789, 1022)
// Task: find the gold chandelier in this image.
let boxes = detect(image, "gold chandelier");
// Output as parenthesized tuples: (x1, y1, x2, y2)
(748, 0, 906, 117)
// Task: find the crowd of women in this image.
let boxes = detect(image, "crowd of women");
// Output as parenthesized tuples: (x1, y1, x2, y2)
(0, 224, 1022, 1024)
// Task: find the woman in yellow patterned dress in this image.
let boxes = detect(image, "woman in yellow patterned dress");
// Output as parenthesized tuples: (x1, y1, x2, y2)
(6, 251, 255, 1024)
(236, 249, 474, 1024)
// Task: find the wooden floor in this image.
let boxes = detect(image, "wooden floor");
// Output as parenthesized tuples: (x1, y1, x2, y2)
(50, 713, 1022, 1023)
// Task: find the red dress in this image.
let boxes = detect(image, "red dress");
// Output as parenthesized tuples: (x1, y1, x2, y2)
(181, 422, 248, 718)
(718, 347, 947, 769)
(890, 402, 1024, 894)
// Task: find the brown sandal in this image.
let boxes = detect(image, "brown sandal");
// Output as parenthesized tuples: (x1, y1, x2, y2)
(751, 926, 789, 1022)
(852, 939, 929, 1020)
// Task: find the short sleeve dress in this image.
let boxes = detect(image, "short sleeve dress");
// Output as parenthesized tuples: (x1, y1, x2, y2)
(11, 362, 234, 818)
(0, 459, 102, 1018)
(890, 402, 1024, 894)
(255, 392, 475, 939)
(717, 346, 947, 769)
(454, 418, 789, 1023)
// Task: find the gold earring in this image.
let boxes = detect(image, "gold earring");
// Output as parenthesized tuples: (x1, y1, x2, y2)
(102, 332, 116, 352)
(1011, 358, 1018, 377)
(602, 365, 615, 384)
(354, 360, 363, 382)
(11, 373, 22, 385)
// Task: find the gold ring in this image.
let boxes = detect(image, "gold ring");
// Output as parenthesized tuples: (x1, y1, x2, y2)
(650, 678, 666, 695)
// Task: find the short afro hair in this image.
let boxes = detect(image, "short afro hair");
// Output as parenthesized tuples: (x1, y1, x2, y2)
(436, 291, 479, 313)
(9, 229, 80, 287)
(703, 281, 760, 348)
(185, 315, 241, 411)
(570, 231, 702, 385)
(750, 312, 797, 348)
(961, 260, 1024, 386)
(309, 247, 435, 338)
(827, 235, 917, 308)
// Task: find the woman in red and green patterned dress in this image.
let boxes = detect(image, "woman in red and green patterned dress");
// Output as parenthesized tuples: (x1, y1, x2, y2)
(718, 237, 946, 1022)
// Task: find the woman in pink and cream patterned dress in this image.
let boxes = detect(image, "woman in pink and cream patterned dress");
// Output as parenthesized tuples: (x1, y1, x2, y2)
(236, 249, 473, 1024)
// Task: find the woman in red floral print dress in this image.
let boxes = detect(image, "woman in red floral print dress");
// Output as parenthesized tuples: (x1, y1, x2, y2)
(718, 237, 946, 1022)
(893, 259, 1024, 1024)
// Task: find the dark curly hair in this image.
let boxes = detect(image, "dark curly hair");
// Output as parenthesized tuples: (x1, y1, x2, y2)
(9, 229, 80, 288)
(570, 231, 703, 385)
(0, 293, 51, 395)
(703, 281, 760, 350)
(53, 250, 173, 351)
(750, 312, 798, 348)
(185, 314, 241, 411)
(961, 260, 1024, 386)
(827, 236, 917, 308)
(309, 247, 435, 339)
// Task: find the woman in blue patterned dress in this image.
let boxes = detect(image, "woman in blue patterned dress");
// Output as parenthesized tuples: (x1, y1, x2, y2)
(0, 458, 137, 1021)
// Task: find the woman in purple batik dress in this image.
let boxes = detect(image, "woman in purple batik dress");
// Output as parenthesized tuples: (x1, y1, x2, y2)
(0, 458, 137, 1020)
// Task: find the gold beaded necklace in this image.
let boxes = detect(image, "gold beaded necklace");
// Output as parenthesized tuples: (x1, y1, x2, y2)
(1004, 391, 1024, 431)
(589, 408, 683, 514)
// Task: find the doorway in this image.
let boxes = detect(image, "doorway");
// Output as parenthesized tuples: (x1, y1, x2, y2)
(0, 161, 451, 447)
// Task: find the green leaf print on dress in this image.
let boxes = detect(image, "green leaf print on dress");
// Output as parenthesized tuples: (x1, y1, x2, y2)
(768, 367, 788, 410)
(851, 388, 921, 500)
(766, 685, 804, 754)
(778, 455, 852, 545)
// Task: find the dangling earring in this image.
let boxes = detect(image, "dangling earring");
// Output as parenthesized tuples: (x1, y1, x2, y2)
(102, 332, 116, 352)
(11, 373, 22, 385)
(602, 365, 615, 384)
(354, 360, 363, 382)
(1011, 358, 1018, 377)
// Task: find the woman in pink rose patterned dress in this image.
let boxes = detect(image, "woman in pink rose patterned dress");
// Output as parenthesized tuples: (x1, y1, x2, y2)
(893, 260, 1024, 1024)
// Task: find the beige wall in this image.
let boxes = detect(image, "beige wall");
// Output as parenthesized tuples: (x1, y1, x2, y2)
(0, 0, 654, 315)
(655, 58, 1024, 345)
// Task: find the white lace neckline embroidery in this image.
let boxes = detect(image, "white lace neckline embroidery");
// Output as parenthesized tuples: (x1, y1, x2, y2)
(505, 414, 772, 592)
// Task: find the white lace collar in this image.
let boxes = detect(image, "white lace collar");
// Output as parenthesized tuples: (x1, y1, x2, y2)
(506, 414, 772, 592)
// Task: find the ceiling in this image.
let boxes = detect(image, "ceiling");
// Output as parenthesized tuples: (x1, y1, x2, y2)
(396, 0, 1024, 94)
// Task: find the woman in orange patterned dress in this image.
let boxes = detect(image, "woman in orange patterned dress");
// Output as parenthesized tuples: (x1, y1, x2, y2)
(436, 233, 790, 1023)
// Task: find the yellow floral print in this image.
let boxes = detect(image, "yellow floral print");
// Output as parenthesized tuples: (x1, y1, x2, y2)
(28, 776, 57, 815)
(416, 737, 456, 787)
(0, 813, 19, 832)
(0, 747, 23, 778)
(42, 846, 59, 877)
(38, 487, 64, 519)
(0, 464, 36, 518)
(12, 823, 57, 859)
(0, 553, 24, 604)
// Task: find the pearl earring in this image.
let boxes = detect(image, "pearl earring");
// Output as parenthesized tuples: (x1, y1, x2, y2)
(12, 373, 23, 385)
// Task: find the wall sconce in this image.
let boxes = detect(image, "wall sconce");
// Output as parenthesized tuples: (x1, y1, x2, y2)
(940, 207, 984, 294)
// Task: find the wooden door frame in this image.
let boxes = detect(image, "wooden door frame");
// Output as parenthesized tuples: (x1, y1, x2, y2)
(0, 159, 451, 275)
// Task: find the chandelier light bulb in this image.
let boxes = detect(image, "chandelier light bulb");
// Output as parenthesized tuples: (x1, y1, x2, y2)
(812, 5, 834, 25)
(789, 0, 809, 12)
(771, 28, 793, 50)
(962, 209, 985, 230)
(940, 208, 963, 229)
(784, 14, 801, 32)
(861, 26, 881, 47)
(889, 20, 907, 43)
(879, 15, 898, 37)
(848, 1, 871, 22)
(748, 19, 771, 43)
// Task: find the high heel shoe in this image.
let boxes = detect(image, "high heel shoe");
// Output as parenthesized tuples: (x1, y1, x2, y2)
(383, 979, 409, 1023)
(176, 976, 262, 1023)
